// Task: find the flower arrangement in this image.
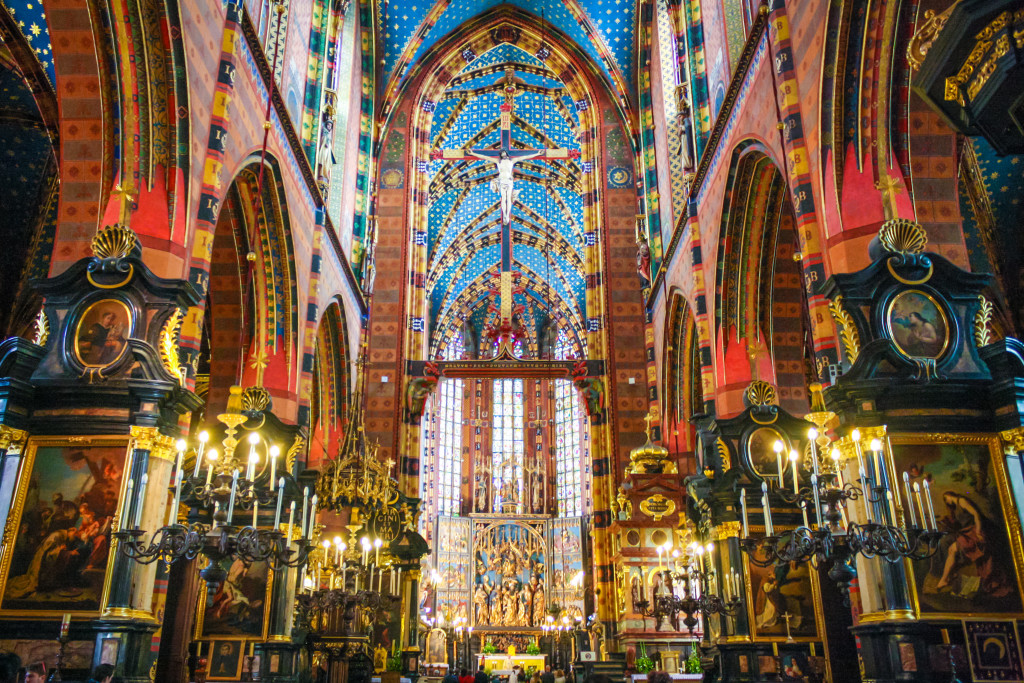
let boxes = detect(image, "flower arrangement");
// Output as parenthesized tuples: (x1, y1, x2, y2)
(526, 641, 541, 655)
(483, 642, 497, 654)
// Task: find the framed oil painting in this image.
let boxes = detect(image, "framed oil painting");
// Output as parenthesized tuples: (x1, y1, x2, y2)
(746, 426, 789, 481)
(745, 554, 820, 640)
(206, 639, 244, 681)
(198, 558, 270, 638)
(0, 437, 129, 613)
(74, 299, 132, 367)
(885, 290, 949, 360)
(890, 436, 1024, 616)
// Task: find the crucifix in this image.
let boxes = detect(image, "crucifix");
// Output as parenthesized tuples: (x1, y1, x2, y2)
(780, 611, 795, 642)
(430, 71, 580, 327)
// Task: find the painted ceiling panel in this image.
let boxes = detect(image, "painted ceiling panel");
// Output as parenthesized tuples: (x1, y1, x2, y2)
(424, 43, 587, 351)
(380, 0, 635, 102)
(5, 2, 54, 85)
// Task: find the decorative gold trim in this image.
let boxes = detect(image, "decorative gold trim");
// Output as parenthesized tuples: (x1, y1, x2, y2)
(887, 259, 933, 285)
(907, 3, 957, 72)
(857, 609, 916, 624)
(195, 557, 274, 641)
(639, 494, 676, 522)
(0, 426, 28, 452)
(711, 521, 741, 541)
(31, 309, 49, 347)
(974, 295, 994, 347)
(86, 266, 134, 290)
(91, 224, 138, 260)
(159, 309, 186, 385)
(828, 296, 861, 364)
(240, 386, 271, 413)
(129, 425, 177, 462)
(744, 380, 778, 407)
(878, 219, 928, 254)
(100, 607, 159, 622)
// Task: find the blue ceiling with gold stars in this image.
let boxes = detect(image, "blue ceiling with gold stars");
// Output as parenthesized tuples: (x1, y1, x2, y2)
(5, 1, 55, 86)
(425, 44, 586, 355)
(378, 0, 636, 103)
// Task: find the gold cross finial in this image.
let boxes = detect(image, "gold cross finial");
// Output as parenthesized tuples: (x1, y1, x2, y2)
(643, 410, 656, 438)
(110, 182, 136, 225)
(874, 173, 903, 220)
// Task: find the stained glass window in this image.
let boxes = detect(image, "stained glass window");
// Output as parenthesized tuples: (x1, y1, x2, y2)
(491, 378, 525, 511)
(437, 334, 465, 516)
(554, 330, 587, 517)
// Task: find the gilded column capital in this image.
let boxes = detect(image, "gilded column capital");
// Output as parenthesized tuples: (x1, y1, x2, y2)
(129, 425, 176, 462)
(0, 425, 28, 452)
(712, 521, 741, 541)
(1000, 427, 1024, 454)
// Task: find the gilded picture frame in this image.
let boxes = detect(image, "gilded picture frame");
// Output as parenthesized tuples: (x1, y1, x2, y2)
(205, 639, 245, 681)
(890, 434, 1024, 619)
(745, 426, 791, 482)
(73, 298, 133, 368)
(884, 289, 950, 360)
(0, 435, 132, 616)
(194, 560, 273, 641)
(743, 527, 824, 643)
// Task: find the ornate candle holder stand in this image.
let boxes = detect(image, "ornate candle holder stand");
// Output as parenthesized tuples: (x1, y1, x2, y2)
(45, 633, 67, 683)
(633, 567, 741, 635)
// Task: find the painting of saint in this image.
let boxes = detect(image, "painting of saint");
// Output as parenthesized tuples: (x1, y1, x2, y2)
(206, 640, 242, 681)
(201, 559, 269, 637)
(75, 300, 131, 367)
(425, 628, 447, 666)
(887, 291, 948, 359)
(747, 559, 818, 639)
(892, 441, 1023, 614)
(1, 442, 126, 612)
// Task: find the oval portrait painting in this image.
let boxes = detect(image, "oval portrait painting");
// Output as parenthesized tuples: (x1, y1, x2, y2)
(886, 290, 949, 360)
(74, 299, 132, 367)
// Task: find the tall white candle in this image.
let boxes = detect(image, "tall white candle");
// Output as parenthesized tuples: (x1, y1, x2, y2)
(269, 445, 279, 490)
(125, 479, 134, 526)
(273, 479, 285, 528)
(299, 487, 309, 538)
(914, 482, 927, 530)
(307, 495, 318, 538)
(286, 501, 295, 543)
(193, 431, 208, 478)
(808, 428, 819, 477)
(923, 479, 937, 530)
(851, 429, 864, 474)
(903, 472, 917, 527)
(774, 440, 785, 488)
(171, 470, 183, 524)
(226, 469, 239, 521)
(252, 499, 259, 528)
(134, 473, 148, 528)
(800, 500, 810, 528)
(761, 481, 773, 536)
(811, 474, 822, 527)
(790, 450, 800, 495)
(740, 488, 749, 537)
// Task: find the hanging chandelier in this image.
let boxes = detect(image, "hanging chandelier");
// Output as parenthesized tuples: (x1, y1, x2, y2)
(114, 386, 315, 590)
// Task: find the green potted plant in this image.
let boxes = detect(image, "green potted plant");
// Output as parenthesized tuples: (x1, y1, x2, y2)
(683, 646, 703, 678)
(526, 641, 541, 656)
(635, 643, 655, 675)
(483, 641, 497, 655)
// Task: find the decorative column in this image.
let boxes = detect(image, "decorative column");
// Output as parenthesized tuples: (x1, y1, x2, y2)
(94, 426, 172, 682)
(259, 559, 302, 683)
(0, 426, 28, 535)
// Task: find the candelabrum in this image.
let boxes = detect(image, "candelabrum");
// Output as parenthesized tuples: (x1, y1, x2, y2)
(295, 586, 401, 636)
(632, 543, 741, 635)
(738, 428, 945, 600)
(115, 390, 315, 591)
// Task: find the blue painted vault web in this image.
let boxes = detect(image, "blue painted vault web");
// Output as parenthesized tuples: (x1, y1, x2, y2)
(425, 43, 587, 357)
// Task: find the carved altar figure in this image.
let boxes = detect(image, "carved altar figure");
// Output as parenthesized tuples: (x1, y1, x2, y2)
(528, 574, 546, 626)
(531, 470, 544, 513)
(474, 582, 491, 624)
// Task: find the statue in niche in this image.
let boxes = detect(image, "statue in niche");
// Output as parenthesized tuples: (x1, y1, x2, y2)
(474, 473, 488, 512)
(474, 581, 491, 625)
(636, 235, 652, 284)
(316, 106, 336, 196)
(528, 573, 546, 626)
(675, 84, 695, 172)
(531, 470, 544, 513)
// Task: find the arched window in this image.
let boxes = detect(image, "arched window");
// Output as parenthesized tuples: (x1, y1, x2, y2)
(554, 330, 587, 517)
(491, 378, 524, 511)
(435, 333, 465, 516)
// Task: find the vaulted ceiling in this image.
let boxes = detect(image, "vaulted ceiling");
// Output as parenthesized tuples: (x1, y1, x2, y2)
(376, 0, 638, 107)
(424, 43, 587, 358)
